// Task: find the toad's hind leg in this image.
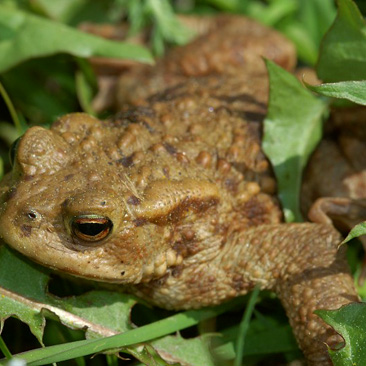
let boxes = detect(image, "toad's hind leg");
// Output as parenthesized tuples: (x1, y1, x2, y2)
(231, 224, 359, 365)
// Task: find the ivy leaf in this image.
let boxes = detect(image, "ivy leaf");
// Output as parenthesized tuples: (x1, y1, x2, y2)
(316, 303, 366, 365)
(0, 5, 153, 73)
(263, 60, 327, 222)
(317, 0, 366, 82)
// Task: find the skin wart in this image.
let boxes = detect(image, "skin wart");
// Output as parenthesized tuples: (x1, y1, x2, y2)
(0, 15, 361, 366)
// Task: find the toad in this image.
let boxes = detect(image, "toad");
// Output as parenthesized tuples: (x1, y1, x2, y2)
(0, 15, 360, 366)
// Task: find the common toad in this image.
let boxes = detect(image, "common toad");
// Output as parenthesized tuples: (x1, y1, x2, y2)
(0, 15, 360, 366)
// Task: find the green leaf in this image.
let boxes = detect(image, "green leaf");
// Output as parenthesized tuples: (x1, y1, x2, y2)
(214, 309, 299, 361)
(306, 80, 366, 106)
(279, 22, 318, 65)
(151, 334, 215, 366)
(0, 301, 238, 365)
(30, 0, 86, 22)
(145, 0, 194, 55)
(278, 0, 336, 65)
(297, 0, 336, 47)
(0, 6, 153, 73)
(130, 343, 181, 366)
(0, 246, 49, 343)
(317, 0, 366, 82)
(1, 57, 79, 125)
(263, 60, 327, 222)
(0, 244, 244, 365)
(0, 245, 143, 354)
(32, 0, 123, 25)
(203, 0, 242, 12)
(341, 221, 366, 245)
(56, 291, 137, 339)
(248, 0, 297, 26)
(316, 303, 366, 365)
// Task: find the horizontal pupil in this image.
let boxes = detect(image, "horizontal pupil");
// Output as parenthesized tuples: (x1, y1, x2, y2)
(77, 223, 106, 236)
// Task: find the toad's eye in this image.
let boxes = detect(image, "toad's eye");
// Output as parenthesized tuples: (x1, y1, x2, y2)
(71, 215, 113, 242)
(9, 136, 22, 167)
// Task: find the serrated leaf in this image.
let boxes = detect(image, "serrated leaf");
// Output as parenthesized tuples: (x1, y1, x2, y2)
(316, 303, 366, 365)
(56, 291, 137, 339)
(306, 80, 366, 106)
(130, 344, 180, 366)
(263, 60, 327, 222)
(0, 245, 134, 343)
(341, 221, 366, 245)
(0, 296, 45, 345)
(0, 245, 49, 343)
(0, 5, 153, 73)
(0, 245, 185, 364)
(152, 334, 215, 366)
(0, 243, 243, 365)
(317, 0, 366, 82)
(0, 301, 238, 365)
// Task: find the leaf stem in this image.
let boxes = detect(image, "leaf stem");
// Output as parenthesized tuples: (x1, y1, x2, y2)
(0, 335, 12, 360)
(234, 286, 260, 366)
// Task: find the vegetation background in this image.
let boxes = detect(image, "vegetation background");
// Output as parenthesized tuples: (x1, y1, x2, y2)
(1, 0, 366, 365)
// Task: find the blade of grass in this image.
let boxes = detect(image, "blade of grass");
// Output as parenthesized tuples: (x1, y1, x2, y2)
(0, 81, 22, 134)
(234, 286, 260, 366)
(0, 335, 12, 360)
(1, 300, 240, 366)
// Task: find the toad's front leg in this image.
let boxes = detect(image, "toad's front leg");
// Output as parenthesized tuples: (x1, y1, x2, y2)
(134, 223, 359, 365)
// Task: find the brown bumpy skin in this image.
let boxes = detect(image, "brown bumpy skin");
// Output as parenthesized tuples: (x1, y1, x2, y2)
(0, 16, 360, 365)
